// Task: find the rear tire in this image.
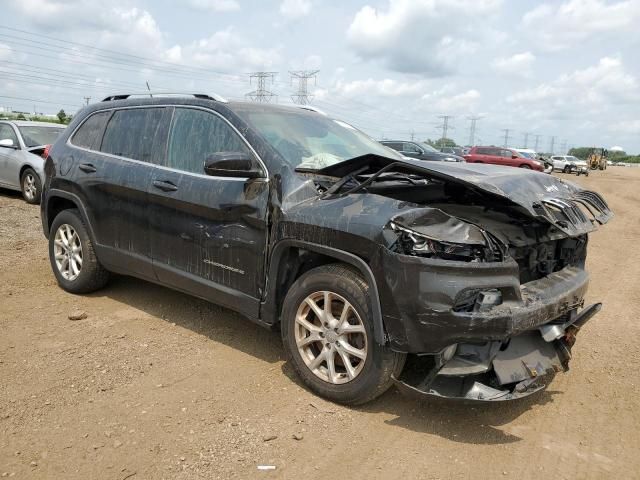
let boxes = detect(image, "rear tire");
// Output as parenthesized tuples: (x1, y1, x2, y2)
(49, 209, 109, 294)
(21, 168, 41, 204)
(281, 264, 405, 405)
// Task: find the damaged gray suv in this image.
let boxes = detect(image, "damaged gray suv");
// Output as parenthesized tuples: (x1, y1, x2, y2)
(41, 94, 612, 404)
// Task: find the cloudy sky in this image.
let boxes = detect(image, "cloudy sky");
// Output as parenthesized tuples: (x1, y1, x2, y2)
(1, 0, 639, 153)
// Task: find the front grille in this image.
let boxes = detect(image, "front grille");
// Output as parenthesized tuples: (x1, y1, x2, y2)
(511, 235, 587, 284)
(542, 198, 592, 230)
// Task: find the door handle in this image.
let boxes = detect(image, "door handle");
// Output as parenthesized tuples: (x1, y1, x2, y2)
(152, 180, 178, 192)
(78, 163, 97, 173)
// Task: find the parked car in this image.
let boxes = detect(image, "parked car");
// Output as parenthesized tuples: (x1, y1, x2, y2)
(551, 155, 588, 174)
(41, 93, 612, 404)
(0, 120, 66, 204)
(515, 148, 553, 174)
(381, 140, 464, 162)
(464, 146, 544, 171)
(440, 146, 465, 156)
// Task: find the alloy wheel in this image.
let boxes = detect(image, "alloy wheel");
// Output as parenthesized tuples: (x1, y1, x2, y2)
(53, 224, 83, 281)
(295, 290, 368, 384)
(23, 173, 37, 201)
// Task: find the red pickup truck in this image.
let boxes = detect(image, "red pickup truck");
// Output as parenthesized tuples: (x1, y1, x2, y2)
(464, 146, 544, 171)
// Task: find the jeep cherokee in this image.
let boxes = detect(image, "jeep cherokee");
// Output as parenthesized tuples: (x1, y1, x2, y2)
(41, 93, 612, 404)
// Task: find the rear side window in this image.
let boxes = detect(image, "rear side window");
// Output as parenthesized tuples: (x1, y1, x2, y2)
(101, 108, 168, 163)
(383, 142, 402, 151)
(166, 108, 252, 174)
(71, 111, 110, 150)
(476, 147, 492, 155)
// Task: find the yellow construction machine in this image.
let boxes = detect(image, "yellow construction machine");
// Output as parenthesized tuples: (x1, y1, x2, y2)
(588, 148, 608, 170)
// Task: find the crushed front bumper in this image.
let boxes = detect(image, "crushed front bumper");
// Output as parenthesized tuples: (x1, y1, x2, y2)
(393, 303, 601, 401)
(380, 249, 590, 353)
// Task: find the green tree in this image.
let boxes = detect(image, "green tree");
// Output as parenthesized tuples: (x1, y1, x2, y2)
(425, 137, 457, 148)
(16, 113, 26, 120)
(57, 109, 67, 124)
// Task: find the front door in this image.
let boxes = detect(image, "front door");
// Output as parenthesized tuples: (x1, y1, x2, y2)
(147, 107, 269, 319)
(0, 123, 22, 188)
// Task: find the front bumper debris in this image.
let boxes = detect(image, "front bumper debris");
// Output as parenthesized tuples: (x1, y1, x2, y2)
(393, 303, 601, 401)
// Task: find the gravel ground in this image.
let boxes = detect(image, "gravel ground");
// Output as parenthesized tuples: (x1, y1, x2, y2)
(1, 168, 639, 479)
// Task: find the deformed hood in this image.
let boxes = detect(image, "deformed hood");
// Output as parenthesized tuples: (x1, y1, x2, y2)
(315, 155, 613, 236)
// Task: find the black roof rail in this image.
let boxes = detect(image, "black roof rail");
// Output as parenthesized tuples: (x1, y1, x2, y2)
(101, 92, 228, 103)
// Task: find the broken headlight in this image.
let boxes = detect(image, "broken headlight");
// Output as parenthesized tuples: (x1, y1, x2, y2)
(390, 222, 490, 262)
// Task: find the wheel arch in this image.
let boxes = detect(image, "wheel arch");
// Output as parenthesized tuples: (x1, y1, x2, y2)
(19, 164, 39, 183)
(262, 240, 386, 345)
(43, 190, 96, 244)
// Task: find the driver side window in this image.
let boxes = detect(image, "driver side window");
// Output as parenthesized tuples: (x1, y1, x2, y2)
(0, 124, 19, 146)
(402, 143, 422, 154)
(166, 108, 253, 175)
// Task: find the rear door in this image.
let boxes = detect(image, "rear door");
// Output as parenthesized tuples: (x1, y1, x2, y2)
(147, 106, 269, 318)
(70, 107, 171, 279)
(501, 149, 518, 167)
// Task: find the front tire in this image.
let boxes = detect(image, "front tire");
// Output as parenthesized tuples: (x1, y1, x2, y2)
(49, 209, 109, 294)
(563, 165, 570, 174)
(281, 264, 405, 405)
(21, 168, 41, 204)
(519, 164, 531, 169)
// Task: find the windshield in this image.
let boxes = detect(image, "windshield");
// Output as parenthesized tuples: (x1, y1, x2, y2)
(18, 125, 65, 148)
(567, 156, 581, 162)
(422, 144, 439, 153)
(235, 107, 401, 170)
(518, 151, 534, 159)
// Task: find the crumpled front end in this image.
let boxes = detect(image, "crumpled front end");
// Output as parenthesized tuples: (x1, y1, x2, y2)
(373, 180, 612, 400)
(394, 303, 601, 401)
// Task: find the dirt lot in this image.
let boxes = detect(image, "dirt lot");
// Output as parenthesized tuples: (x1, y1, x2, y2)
(1, 168, 639, 479)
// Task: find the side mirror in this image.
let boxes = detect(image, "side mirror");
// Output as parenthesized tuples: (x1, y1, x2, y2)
(0, 138, 16, 149)
(204, 152, 263, 178)
(512, 154, 518, 159)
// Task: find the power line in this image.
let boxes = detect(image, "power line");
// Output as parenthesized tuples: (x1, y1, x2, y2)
(0, 26, 244, 80)
(246, 72, 277, 103)
(0, 95, 83, 108)
(289, 70, 319, 105)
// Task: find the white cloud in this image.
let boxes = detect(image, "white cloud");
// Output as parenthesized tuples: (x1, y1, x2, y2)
(0, 43, 12, 60)
(333, 78, 428, 97)
(523, 0, 640, 49)
(492, 52, 535, 75)
(507, 57, 639, 107)
(609, 120, 640, 135)
(279, 0, 312, 20)
(187, 0, 240, 12)
(347, 0, 502, 74)
(176, 27, 282, 73)
(422, 88, 481, 113)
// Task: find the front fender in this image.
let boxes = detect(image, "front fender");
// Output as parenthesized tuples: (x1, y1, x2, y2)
(262, 239, 387, 345)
